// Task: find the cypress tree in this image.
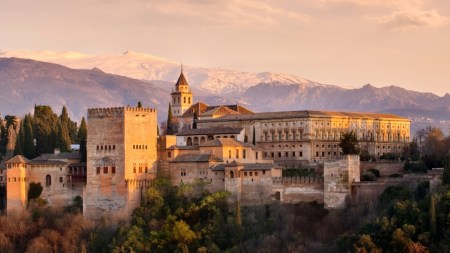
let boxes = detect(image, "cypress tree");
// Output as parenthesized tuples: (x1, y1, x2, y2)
(252, 125, 256, 145)
(56, 120, 71, 152)
(13, 121, 24, 156)
(430, 195, 437, 241)
(167, 103, 173, 135)
(34, 105, 58, 155)
(23, 114, 35, 159)
(77, 117, 87, 162)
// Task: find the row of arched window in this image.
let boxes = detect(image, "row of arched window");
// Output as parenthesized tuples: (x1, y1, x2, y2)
(133, 163, 149, 173)
(173, 96, 191, 105)
(133, 144, 148, 150)
(97, 145, 116, 151)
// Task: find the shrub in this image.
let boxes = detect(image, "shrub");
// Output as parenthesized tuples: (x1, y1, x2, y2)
(368, 168, 381, 178)
(361, 172, 378, 182)
(404, 161, 427, 174)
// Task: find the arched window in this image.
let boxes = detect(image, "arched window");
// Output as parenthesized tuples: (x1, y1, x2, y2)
(187, 137, 192, 146)
(46, 175, 51, 186)
(188, 97, 191, 104)
(184, 97, 186, 104)
(230, 171, 234, 178)
(200, 136, 206, 144)
(193, 137, 199, 145)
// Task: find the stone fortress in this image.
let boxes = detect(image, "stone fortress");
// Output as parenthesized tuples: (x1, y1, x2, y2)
(2, 69, 412, 218)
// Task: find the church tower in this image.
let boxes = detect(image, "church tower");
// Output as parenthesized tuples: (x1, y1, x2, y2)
(171, 66, 193, 116)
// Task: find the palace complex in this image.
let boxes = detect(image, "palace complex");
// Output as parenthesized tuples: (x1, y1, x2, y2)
(1, 70, 411, 219)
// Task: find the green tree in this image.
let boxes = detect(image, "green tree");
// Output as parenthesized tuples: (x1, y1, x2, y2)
(28, 182, 43, 201)
(339, 131, 359, 155)
(77, 117, 87, 162)
(167, 103, 174, 135)
(56, 121, 71, 152)
(23, 114, 35, 159)
(13, 120, 24, 156)
(34, 105, 58, 155)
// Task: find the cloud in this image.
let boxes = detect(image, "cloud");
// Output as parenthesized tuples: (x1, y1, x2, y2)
(376, 9, 448, 30)
(141, 0, 312, 27)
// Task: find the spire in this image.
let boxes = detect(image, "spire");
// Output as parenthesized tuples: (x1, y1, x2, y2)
(175, 65, 189, 87)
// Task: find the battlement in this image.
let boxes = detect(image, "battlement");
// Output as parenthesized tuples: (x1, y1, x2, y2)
(88, 106, 157, 118)
(124, 106, 157, 113)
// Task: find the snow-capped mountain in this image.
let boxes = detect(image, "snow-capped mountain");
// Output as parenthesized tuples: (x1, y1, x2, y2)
(0, 50, 324, 95)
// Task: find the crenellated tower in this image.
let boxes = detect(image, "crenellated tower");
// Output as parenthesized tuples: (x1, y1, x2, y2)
(171, 66, 193, 116)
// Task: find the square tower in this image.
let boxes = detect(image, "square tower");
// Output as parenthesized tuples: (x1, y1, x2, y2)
(84, 106, 157, 220)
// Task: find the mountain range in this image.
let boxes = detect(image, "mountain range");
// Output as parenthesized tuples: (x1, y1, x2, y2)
(0, 50, 449, 134)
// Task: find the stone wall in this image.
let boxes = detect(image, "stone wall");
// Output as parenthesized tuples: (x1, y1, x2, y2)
(323, 155, 360, 208)
(360, 162, 404, 177)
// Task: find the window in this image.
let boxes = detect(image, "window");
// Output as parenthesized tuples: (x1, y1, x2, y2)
(103, 167, 108, 174)
(278, 152, 281, 158)
(256, 152, 259, 159)
(96, 167, 100, 174)
(139, 165, 142, 173)
(236, 149, 239, 158)
(113, 145, 115, 150)
(262, 170, 266, 175)
(145, 166, 148, 173)
(285, 152, 288, 157)
(292, 152, 296, 157)
(133, 166, 136, 173)
(255, 172, 258, 176)
(229, 150, 232, 158)
(96, 145, 99, 150)
(112, 166, 116, 174)
(322, 152, 325, 157)
(316, 152, 319, 157)
(244, 172, 247, 176)
(46, 175, 51, 186)
(59, 177, 63, 183)
(250, 172, 253, 176)
(271, 152, 274, 158)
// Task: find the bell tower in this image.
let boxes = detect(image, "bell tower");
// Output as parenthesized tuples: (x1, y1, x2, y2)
(171, 65, 193, 116)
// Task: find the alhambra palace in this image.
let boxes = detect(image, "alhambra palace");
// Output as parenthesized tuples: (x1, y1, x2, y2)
(2, 70, 435, 220)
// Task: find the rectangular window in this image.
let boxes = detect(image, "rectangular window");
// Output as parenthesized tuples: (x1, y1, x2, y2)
(145, 166, 148, 173)
(103, 167, 108, 174)
(250, 172, 253, 176)
(262, 170, 266, 175)
(139, 165, 142, 173)
(59, 177, 63, 183)
(244, 172, 247, 176)
(96, 167, 100, 174)
(285, 152, 288, 157)
(112, 166, 116, 174)
(292, 152, 296, 157)
(278, 152, 281, 158)
(316, 152, 319, 157)
(271, 152, 274, 158)
(236, 149, 239, 158)
(133, 167, 136, 173)
(243, 149, 246, 158)
(322, 152, 325, 157)
(229, 150, 231, 158)
(256, 152, 258, 159)
(255, 172, 258, 176)
(168, 151, 172, 158)
(300, 152, 303, 157)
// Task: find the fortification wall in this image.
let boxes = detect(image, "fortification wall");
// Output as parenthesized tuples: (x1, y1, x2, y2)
(360, 162, 404, 177)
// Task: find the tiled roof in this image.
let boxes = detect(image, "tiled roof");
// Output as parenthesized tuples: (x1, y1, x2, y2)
(33, 152, 80, 161)
(30, 160, 67, 166)
(171, 153, 223, 163)
(180, 102, 209, 118)
(5, 155, 30, 164)
(177, 127, 243, 136)
(199, 110, 409, 122)
(201, 106, 240, 117)
(200, 138, 253, 147)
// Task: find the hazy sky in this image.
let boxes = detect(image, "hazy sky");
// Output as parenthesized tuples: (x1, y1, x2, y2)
(1, 0, 450, 95)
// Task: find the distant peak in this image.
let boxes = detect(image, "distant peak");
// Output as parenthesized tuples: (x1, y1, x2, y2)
(363, 83, 374, 88)
(91, 67, 104, 73)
